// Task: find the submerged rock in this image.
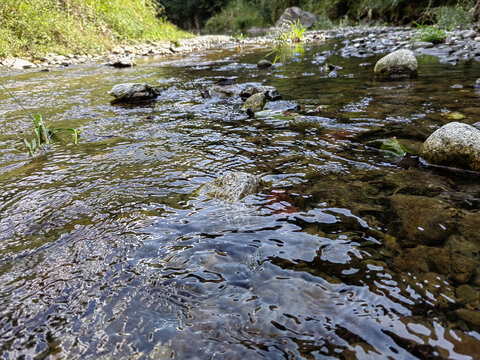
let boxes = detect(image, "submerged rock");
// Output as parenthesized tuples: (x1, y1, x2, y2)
(242, 93, 266, 112)
(374, 49, 418, 79)
(200, 172, 263, 202)
(420, 122, 480, 171)
(394, 246, 477, 284)
(275, 7, 317, 29)
(109, 83, 160, 104)
(390, 194, 455, 246)
(257, 59, 273, 69)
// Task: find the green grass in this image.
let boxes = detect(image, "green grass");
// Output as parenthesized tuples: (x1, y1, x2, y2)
(412, 23, 447, 44)
(0, 0, 190, 58)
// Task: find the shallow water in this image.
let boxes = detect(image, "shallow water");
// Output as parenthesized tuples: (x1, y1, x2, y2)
(1, 38, 480, 359)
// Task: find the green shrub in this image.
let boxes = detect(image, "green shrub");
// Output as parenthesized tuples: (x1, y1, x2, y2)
(205, 0, 266, 33)
(425, 3, 473, 30)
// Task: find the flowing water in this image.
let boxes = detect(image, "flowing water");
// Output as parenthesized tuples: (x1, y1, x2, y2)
(1, 38, 480, 359)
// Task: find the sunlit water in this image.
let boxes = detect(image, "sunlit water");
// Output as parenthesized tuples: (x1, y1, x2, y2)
(1, 39, 480, 359)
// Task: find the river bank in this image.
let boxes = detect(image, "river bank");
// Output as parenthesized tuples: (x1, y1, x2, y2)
(1, 25, 480, 72)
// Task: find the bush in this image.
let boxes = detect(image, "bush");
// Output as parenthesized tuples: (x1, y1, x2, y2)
(426, 3, 474, 30)
(205, 0, 266, 33)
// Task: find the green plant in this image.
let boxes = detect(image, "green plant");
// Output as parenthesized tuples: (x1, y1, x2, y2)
(425, 3, 473, 30)
(380, 138, 413, 156)
(412, 23, 446, 44)
(23, 114, 81, 156)
(0, 83, 80, 156)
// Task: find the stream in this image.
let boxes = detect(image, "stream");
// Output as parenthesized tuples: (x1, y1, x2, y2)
(1, 35, 480, 359)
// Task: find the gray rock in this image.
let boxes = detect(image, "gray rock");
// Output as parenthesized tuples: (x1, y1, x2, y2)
(411, 41, 434, 50)
(263, 100, 300, 112)
(242, 93, 266, 112)
(473, 79, 480, 88)
(374, 49, 417, 79)
(275, 7, 317, 29)
(1, 57, 37, 69)
(109, 83, 160, 104)
(108, 57, 136, 68)
(461, 29, 477, 39)
(208, 83, 240, 98)
(421, 122, 480, 171)
(240, 85, 281, 101)
(257, 59, 273, 69)
(200, 172, 263, 202)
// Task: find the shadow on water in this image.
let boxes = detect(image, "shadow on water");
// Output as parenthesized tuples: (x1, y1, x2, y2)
(1, 38, 480, 358)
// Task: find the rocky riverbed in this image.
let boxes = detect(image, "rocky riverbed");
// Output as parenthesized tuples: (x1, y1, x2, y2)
(1, 26, 480, 70)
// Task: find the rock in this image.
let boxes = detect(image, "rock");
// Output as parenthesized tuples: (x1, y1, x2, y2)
(459, 212, 480, 244)
(420, 122, 480, 171)
(474, 79, 480, 88)
(257, 59, 273, 69)
(394, 246, 477, 284)
(108, 83, 160, 104)
(108, 57, 136, 68)
(240, 85, 281, 101)
(456, 284, 478, 303)
(275, 7, 317, 29)
(461, 29, 477, 39)
(457, 309, 480, 326)
(1, 57, 37, 69)
(390, 194, 455, 246)
(374, 49, 418, 79)
(411, 41, 434, 50)
(242, 93, 266, 112)
(263, 100, 301, 112)
(200, 172, 263, 202)
(208, 79, 241, 98)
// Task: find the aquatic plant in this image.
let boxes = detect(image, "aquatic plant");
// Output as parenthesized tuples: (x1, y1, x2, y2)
(266, 20, 306, 63)
(381, 137, 413, 156)
(0, 83, 80, 156)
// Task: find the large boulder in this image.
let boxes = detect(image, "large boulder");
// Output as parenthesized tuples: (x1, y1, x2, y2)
(200, 172, 263, 202)
(275, 7, 317, 29)
(1, 57, 37, 69)
(207, 79, 240, 98)
(109, 83, 160, 104)
(420, 122, 480, 171)
(374, 49, 418, 79)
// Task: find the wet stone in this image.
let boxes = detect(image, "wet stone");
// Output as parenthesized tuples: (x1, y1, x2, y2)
(457, 309, 480, 326)
(394, 246, 476, 284)
(456, 284, 478, 304)
(108, 83, 160, 104)
(257, 59, 273, 69)
(263, 100, 300, 112)
(420, 122, 480, 172)
(390, 194, 455, 246)
(199, 172, 263, 202)
(458, 212, 480, 244)
(242, 93, 266, 112)
(374, 49, 418, 80)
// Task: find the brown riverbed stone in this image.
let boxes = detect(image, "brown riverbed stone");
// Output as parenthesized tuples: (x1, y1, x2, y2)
(394, 246, 477, 284)
(458, 212, 480, 245)
(457, 308, 480, 326)
(390, 194, 455, 246)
